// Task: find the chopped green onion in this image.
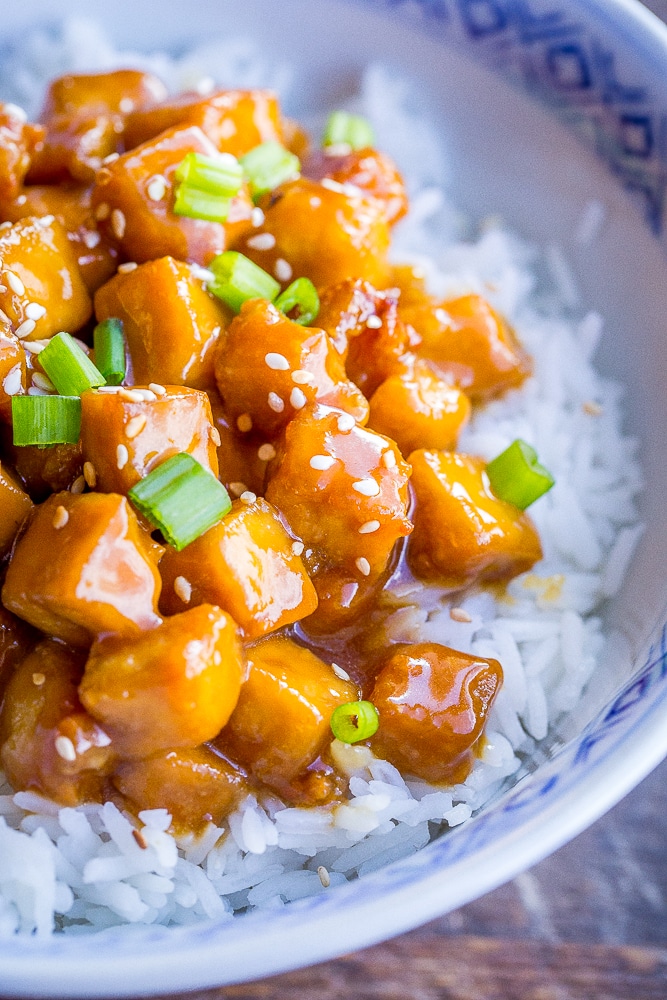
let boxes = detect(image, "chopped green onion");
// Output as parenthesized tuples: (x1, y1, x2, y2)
(275, 277, 320, 326)
(322, 111, 374, 150)
(240, 141, 300, 201)
(174, 151, 243, 195)
(93, 318, 126, 385)
(330, 700, 379, 744)
(486, 439, 555, 510)
(38, 332, 106, 396)
(173, 186, 233, 223)
(12, 395, 81, 447)
(208, 251, 280, 313)
(128, 453, 232, 551)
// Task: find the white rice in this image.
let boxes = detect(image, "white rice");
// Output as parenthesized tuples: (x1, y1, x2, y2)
(0, 21, 643, 935)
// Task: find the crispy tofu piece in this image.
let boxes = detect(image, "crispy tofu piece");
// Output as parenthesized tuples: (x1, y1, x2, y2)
(407, 449, 543, 588)
(91, 124, 254, 266)
(79, 605, 245, 758)
(9, 441, 83, 502)
(303, 146, 408, 225)
(80, 385, 219, 495)
(0, 640, 112, 805)
(94, 256, 228, 390)
(213, 298, 368, 439)
(0, 216, 92, 340)
(0, 102, 44, 201)
(2, 492, 163, 647)
(369, 642, 503, 783)
(265, 404, 412, 629)
(159, 497, 318, 637)
(0, 461, 33, 555)
(217, 635, 356, 802)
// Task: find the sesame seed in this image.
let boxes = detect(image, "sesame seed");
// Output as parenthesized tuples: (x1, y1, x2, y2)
(337, 413, 355, 432)
(317, 866, 331, 888)
(148, 382, 167, 396)
(267, 392, 285, 413)
(228, 481, 247, 497)
(15, 319, 36, 339)
(2, 365, 22, 395)
(83, 230, 101, 249)
(251, 207, 265, 227)
(5, 271, 25, 296)
(190, 264, 216, 283)
(290, 386, 307, 409)
(274, 258, 293, 282)
(291, 540, 305, 556)
(70, 475, 86, 495)
(83, 462, 97, 488)
(247, 233, 276, 251)
(111, 208, 126, 239)
(258, 443, 276, 462)
(116, 444, 129, 470)
(132, 828, 148, 850)
(174, 576, 192, 603)
(21, 339, 48, 355)
(210, 427, 221, 447)
(32, 672, 46, 686)
(382, 450, 397, 469)
(291, 369, 314, 384)
(54, 735, 77, 762)
(118, 388, 145, 403)
(358, 520, 380, 534)
(435, 307, 451, 326)
(147, 175, 167, 201)
(25, 302, 46, 321)
(95, 202, 110, 221)
(118, 262, 138, 274)
(52, 505, 69, 529)
(31, 372, 55, 393)
(133, 388, 157, 402)
(320, 177, 347, 195)
(331, 662, 351, 682)
(310, 196, 322, 208)
(125, 414, 147, 440)
(265, 352, 290, 370)
(352, 479, 380, 497)
(240, 491, 257, 504)
(96, 385, 122, 393)
(27, 386, 49, 396)
(355, 556, 371, 576)
(102, 152, 120, 164)
(310, 455, 335, 471)
(450, 607, 473, 623)
(366, 314, 382, 329)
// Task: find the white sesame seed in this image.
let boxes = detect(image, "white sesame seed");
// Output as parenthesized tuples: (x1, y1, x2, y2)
(291, 369, 314, 385)
(116, 444, 129, 470)
(450, 607, 473, 623)
(352, 479, 380, 497)
(190, 264, 216, 283)
(358, 520, 380, 534)
(54, 735, 77, 762)
(237, 413, 253, 432)
(435, 307, 451, 326)
(382, 450, 397, 469)
(247, 233, 276, 251)
(96, 385, 122, 393)
(173, 576, 192, 603)
(291, 540, 305, 556)
(52, 505, 69, 529)
(251, 207, 265, 227)
(118, 388, 145, 403)
(125, 414, 147, 440)
(25, 302, 46, 321)
(228, 481, 247, 497)
(309, 196, 322, 208)
(320, 178, 347, 195)
(317, 866, 331, 888)
(133, 388, 157, 402)
(111, 208, 126, 239)
(366, 314, 382, 329)
(71, 475, 86, 494)
(290, 386, 307, 409)
(22, 339, 48, 355)
(83, 230, 101, 249)
(31, 372, 55, 392)
(240, 491, 257, 504)
(95, 202, 110, 221)
(118, 262, 138, 274)
(264, 352, 290, 370)
(210, 427, 221, 447)
(267, 392, 285, 413)
(83, 462, 97, 488)
(331, 662, 351, 682)
(32, 672, 46, 686)
(5, 271, 25, 296)
(258, 443, 277, 462)
(310, 454, 335, 471)
(337, 413, 355, 432)
(274, 258, 293, 282)
(147, 175, 168, 201)
(102, 152, 119, 164)
(355, 556, 371, 576)
(27, 386, 49, 396)
(15, 319, 36, 339)
(148, 382, 167, 396)
(2, 365, 22, 395)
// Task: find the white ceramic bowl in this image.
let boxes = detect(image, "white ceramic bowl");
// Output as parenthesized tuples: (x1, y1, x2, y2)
(2, 0, 667, 994)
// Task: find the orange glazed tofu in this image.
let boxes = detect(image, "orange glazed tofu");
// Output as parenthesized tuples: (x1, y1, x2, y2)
(213, 298, 369, 439)
(79, 605, 245, 759)
(0, 216, 92, 340)
(407, 449, 543, 589)
(80, 385, 219, 495)
(218, 635, 356, 800)
(236, 177, 391, 290)
(265, 404, 412, 628)
(123, 88, 283, 156)
(2, 492, 163, 648)
(0, 461, 33, 556)
(0, 329, 26, 421)
(91, 124, 255, 266)
(0, 102, 44, 202)
(159, 496, 318, 637)
(369, 643, 503, 783)
(94, 256, 228, 390)
(303, 146, 408, 226)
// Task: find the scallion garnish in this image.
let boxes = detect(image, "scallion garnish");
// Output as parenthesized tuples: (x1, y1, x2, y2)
(173, 151, 243, 222)
(39, 332, 106, 396)
(208, 251, 281, 313)
(486, 439, 555, 510)
(274, 277, 320, 326)
(128, 453, 232, 551)
(330, 700, 379, 744)
(93, 318, 126, 385)
(12, 395, 81, 447)
(322, 111, 374, 150)
(240, 141, 300, 201)
(173, 186, 233, 223)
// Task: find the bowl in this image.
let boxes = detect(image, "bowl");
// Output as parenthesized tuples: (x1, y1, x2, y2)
(1, 0, 667, 994)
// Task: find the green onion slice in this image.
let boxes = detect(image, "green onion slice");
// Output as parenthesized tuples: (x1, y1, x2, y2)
(322, 111, 374, 151)
(128, 453, 232, 551)
(93, 318, 126, 385)
(174, 151, 243, 196)
(12, 394, 81, 447)
(486, 439, 555, 510)
(330, 700, 379, 744)
(240, 141, 300, 201)
(275, 277, 320, 326)
(39, 332, 106, 396)
(173, 186, 233, 223)
(208, 251, 281, 313)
